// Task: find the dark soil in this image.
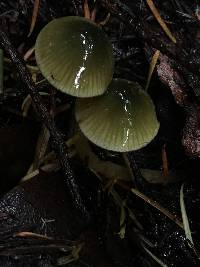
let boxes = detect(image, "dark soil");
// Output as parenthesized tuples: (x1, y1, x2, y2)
(0, 0, 200, 266)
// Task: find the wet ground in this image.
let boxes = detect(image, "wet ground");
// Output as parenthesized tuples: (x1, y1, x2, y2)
(0, 1, 200, 266)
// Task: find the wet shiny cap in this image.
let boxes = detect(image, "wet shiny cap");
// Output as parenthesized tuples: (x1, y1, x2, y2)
(35, 16, 114, 97)
(75, 79, 160, 152)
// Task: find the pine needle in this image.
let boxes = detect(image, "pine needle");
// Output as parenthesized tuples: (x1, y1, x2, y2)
(15, 231, 53, 240)
(142, 244, 168, 267)
(145, 49, 160, 91)
(23, 46, 35, 61)
(131, 188, 183, 229)
(180, 183, 194, 247)
(28, 0, 40, 37)
(146, 0, 177, 43)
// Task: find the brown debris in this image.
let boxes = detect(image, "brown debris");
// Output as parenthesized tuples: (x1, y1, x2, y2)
(156, 53, 200, 157)
(182, 105, 200, 157)
(157, 54, 188, 106)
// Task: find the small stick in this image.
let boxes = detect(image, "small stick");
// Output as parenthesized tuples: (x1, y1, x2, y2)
(0, 28, 89, 221)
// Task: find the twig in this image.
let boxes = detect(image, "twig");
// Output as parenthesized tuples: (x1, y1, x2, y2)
(0, 29, 89, 221)
(131, 187, 183, 229)
(14, 231, 53, 240)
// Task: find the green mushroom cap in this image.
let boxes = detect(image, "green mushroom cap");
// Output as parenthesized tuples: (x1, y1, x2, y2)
(75, 79, 160, 152)
(35, 16, 114, 97)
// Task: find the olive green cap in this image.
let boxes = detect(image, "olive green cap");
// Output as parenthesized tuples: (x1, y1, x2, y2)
(35, 16, 114, 97)
(75, 79, 160, 152)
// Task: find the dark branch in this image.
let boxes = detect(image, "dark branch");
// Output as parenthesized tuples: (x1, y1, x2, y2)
(0, 28, 89, 222)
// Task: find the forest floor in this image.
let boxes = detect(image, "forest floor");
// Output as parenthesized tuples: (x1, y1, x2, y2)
(0, 1, 200, 266)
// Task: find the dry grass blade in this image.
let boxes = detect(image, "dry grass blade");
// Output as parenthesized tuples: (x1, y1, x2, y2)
(111, 189, 143, 230)
(145, 49, 160, 91)
(24, 46, 35, 61)
(21, 168, 39, 182)
(180, 183, 194, 246)
(28, 0, 40, 37)
(142, 244, 168, 267)
(131, 188, 183, 229)
(111, 190, 126, 239)
(119, 204, 126, 239)
(84, 0, 91, 19)
(146, 0, 177, 43)
(21, 162, 60, 182)
(15, 231, 53, 240)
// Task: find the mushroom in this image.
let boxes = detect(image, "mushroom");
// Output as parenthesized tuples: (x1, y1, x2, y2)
(75, 79, 160, 152)
(35, 16, 114, 97)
